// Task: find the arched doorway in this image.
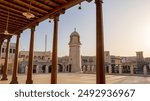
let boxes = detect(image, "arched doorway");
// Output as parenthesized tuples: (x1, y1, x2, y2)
(81, 65, 84, 71)
(0, 65, 4, 74)
(66, 65, 70, 72)
(105, 65, 109, 73)
(42, 65, 46, 73)
(68, 64, 72, 72)
(33, 65, 37, 73)
(48, 65, 51, 73)
(58, 64, 63, 72)
(82, 65, 87, 72)
(122, 65, 130, 73)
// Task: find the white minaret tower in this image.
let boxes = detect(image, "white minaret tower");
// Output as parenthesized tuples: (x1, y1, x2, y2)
(68, 28, 81, 72)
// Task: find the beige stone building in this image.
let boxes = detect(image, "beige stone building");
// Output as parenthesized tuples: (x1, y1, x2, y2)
(19, 51, 51, 62)
(19, 51, 52, 73)
(104, 51, 111, 64)
(0, 42, 16, 74)
(1, 33, 149, 77)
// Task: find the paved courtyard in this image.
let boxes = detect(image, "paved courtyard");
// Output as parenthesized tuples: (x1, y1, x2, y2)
(0, 73, 150, 84)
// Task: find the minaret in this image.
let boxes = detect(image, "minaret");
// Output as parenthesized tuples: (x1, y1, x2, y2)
(45, 34, 47, 52)
(68, 28, 81, 72)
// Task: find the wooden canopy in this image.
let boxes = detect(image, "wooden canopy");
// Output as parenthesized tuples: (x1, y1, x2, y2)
(0, 0, 105, 84)
(0, 0, 88, 35)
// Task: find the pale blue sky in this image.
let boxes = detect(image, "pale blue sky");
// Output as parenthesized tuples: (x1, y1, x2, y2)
(10, 0, 150, 57)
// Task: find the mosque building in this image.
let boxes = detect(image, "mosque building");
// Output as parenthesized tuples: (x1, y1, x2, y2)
(0, 30, 149, 75)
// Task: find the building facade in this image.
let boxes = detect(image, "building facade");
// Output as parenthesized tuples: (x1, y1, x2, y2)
(1, 33, 150, 75)
(0, 42, 16, 74)
(19, 51, 52, 73)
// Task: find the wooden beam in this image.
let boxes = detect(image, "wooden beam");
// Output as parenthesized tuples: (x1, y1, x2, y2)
(12, 0, 50, 13)
(0, 3, 43, 17)
(0, 14, 29, 24)
(0, 18, 27, 26)
(0, 0, 48, 14)
(51, 0, 63, 5)
(14, 0, 85, 33)
(0, 27, 19, 32)
(0, 24, 25, 30)
(0, 8, 32, 23)
(30, 0, 54, 10)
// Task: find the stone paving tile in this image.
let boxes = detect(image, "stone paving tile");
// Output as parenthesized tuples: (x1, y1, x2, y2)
(0, 73, 150, 84)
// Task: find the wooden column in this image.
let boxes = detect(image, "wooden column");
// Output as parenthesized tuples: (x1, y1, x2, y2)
(10, 34, 20, 84)
(1, 37, 11, 80)
(51, 15, 59, 84)
(0, 41, 2, 64)
(95, 0, 105, 84)
(0, 41, 3, 73)
(26, 26, 35, 84)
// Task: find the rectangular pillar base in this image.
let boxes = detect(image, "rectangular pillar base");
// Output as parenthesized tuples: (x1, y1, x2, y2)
(10, 77, 18, 84)
(26, 79, 33, 84)
(10, 81, 19, 84)
(1, 75, 8, 80)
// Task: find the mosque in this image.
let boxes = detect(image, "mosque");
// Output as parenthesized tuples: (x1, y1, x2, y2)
(1, 30, 150, 75)
(0, 29, 85, 74)
(18, 29, 83, 74)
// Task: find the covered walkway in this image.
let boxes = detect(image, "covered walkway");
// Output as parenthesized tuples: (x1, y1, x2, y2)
(0, 0, 105, 84)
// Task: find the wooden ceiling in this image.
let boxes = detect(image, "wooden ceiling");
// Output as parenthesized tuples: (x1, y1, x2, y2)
(0, 0, 89, 36)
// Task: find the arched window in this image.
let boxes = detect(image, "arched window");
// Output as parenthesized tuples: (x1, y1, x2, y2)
(13, 49, 15, 53)
(10, 49, 12, 53)
(2, 48, 5, 53)
(38, 56, 41, 60)
(42, 56, 45, 60)
(34, 56, 37, 59)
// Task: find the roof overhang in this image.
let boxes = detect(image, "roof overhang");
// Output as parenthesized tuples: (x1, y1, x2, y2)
(0, 0, 87, 37)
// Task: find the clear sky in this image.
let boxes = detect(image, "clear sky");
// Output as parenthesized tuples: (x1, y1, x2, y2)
(10, 0, 150, 57)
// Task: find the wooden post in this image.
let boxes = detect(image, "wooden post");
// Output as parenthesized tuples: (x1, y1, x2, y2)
(0, 41, 2, 64)
(26, 26, 35, 84)
(95, 0, 105, 84)
(0, 41, 3, 74)
(51, 15, 59, 84)
(1, 37, 11, 80)
(10, 34, 20, 84)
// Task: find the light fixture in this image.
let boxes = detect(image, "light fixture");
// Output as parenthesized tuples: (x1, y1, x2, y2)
(78, 3, 82, 10)
(48, 18, 51, 23)
(2, 11, 13, 36)
(86, 0, 93, 2)
(22, 0, 35, 19)
(22, 12, 35, 19)
(4, 30, 10, 35)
